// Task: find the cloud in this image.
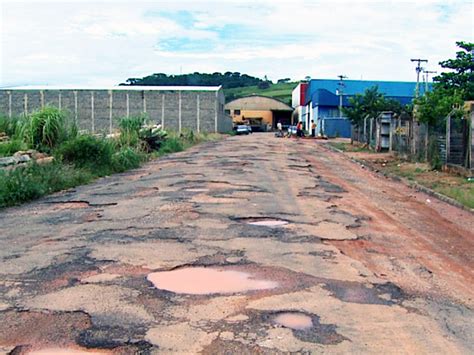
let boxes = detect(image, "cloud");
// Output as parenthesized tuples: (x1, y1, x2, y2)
(0, 0, 472, 86)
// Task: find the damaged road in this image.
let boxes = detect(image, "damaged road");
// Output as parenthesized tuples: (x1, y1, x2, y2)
(0, 134, 473, 354)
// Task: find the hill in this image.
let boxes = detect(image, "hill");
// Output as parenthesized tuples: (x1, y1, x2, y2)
(224, 82, 297, 105)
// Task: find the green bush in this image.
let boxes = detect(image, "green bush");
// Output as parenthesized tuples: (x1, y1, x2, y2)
(0, 162, 92, 208)
(0, 140, 28, 157)
(57, 134, 115, 173)
(27, 106, 70, 150)
(112, 147, 143, 172)
(118, 115, 147, 147)
(158, 136, 184, 154)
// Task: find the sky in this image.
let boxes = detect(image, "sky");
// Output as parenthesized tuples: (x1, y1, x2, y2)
(0, 0, 472, 87)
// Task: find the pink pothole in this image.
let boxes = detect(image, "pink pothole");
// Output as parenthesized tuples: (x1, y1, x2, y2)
(273, 312, 313, 330)
(147, 267, 278, 295)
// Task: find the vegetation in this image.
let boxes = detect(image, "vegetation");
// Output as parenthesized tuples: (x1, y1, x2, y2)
(122, 72, 265, 89)
(224, 81, 297, 105)
(0, 108, 220, 208)
(120, 71, 296, 104)
(342, 86, 412, 125)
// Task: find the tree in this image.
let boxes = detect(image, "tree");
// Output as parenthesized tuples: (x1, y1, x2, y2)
(434, 41, 474, 100)
(415, 87, 464, 128)
(342, 86, 403, 125)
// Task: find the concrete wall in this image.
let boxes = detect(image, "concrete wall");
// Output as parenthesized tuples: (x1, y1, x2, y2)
(0, 88, 229, 134)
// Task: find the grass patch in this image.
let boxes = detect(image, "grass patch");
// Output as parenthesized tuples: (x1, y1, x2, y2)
(0, 108, 224, 208)
(329, 141, 373, 153)
(0, 163, 93, 208)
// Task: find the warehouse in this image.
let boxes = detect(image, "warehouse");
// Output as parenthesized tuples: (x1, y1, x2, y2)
(292, 79, 424, 138)
(225, 95, 293, 131)
(0, 86, 232, 134)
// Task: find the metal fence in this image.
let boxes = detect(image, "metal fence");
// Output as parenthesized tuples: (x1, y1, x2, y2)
(351, 115, 472, 171)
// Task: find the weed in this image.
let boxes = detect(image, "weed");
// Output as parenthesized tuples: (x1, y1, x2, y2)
(57, 134, 115, 173)
(27, 106, 70, 150)
(0, 140, 28, 157)
(0, 162, 92, 208)
(112, 147, 144, 172)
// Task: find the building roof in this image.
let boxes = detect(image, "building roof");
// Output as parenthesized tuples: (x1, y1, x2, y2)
(0, 85, 222, 92)
(225, 95, 293, 111)
(304, 79, 429, 106)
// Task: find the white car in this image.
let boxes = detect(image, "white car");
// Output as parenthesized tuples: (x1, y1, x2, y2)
(235, 125, 252, 135)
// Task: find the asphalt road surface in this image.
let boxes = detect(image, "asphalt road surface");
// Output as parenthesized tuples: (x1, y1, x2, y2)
(0, 134, 473, 354)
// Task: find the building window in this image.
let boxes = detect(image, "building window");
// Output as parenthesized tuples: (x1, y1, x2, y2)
(234, 109, 241, 115)
(225, 109, 230, 115)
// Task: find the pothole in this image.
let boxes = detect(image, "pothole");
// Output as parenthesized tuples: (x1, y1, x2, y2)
(147, 267, 278, 295)
(28, 347, 109, 355)
(273, 312, 313, 330)
(233, 217, 290, 227)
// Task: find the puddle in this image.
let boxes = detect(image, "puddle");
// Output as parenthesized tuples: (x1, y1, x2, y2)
(274, 312, 313, 330)
(147, 267, 278, 295)
(248, 220, 288, 227)
(234, 217, 289, 227)
(29, 348, 107, 355)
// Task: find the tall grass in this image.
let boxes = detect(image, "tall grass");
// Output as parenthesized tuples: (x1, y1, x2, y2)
(0, 163, 92, 208)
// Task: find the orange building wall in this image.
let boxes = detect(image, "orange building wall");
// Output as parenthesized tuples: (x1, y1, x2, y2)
(231, 110, 273, 125)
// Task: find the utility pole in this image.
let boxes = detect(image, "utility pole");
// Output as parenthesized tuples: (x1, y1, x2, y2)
(337, 75, 347, 117)
(410, 58, 428, 98)
(423, 70, 437, 93)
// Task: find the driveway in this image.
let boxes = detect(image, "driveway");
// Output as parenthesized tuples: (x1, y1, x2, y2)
(0, 134, 472, 354)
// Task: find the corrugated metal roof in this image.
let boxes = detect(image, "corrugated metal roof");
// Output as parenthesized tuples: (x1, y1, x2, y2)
(225, 95, 293, 111)
(1, 85, 222, 91)
(304, 79, 429, 106)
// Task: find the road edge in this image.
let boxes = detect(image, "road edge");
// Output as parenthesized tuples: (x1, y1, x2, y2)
(324, 143, 474, 214)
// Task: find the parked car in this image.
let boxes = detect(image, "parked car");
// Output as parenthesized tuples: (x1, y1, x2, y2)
(235, 125, 252, 135)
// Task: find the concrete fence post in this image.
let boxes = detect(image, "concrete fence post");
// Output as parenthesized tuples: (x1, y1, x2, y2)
(91, 91, 95, 133)
(40, 90, 44, 108)
(446, 115, 451, 164)
(109, 90, 113, 134)
(58, 92, 62, 110)
(7, 91, 12, 118)
(143, 91, 147, 114)
(214, 91, 218, 133)
(161, 94, 165, 128)
(178, 91, 182, 133)
(126, 93, 130, 118)
(23, 93, 28, 116)
(197, 94, 200, 133)
(73, 91, 78, 125)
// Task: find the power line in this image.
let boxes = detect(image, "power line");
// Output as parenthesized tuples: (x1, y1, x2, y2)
(411, 58, 428, 97)
(337, 75, 347, 117)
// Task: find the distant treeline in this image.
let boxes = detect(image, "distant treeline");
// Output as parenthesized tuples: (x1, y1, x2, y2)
(121, 72, 265, 89)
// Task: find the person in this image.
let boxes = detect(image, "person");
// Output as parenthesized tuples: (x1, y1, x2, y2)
(311, 119, 316, 138)
(277, 121, 283, 136)
(296, 121, 303, 138)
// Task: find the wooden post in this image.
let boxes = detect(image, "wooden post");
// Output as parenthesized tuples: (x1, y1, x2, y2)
(446, 115, 451, 164)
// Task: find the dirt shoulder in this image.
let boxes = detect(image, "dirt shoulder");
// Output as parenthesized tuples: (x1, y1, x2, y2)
(327, 140, 474, 210)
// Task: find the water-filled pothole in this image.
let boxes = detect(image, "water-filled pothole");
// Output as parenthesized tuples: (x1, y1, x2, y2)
(273, 312, 313, 330)
(147, 267, 278, 295)
(28, 348, 108, 355)
(234, 217, 289, 227)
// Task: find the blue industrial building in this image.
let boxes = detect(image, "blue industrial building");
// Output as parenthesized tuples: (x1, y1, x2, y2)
(292, 79, 427, 138)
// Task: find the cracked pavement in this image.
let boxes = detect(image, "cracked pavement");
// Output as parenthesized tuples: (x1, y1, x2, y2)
(0, 134, 473, 354)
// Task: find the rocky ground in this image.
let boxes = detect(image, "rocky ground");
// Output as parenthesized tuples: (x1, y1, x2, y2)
(0, 133, 472, 354)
